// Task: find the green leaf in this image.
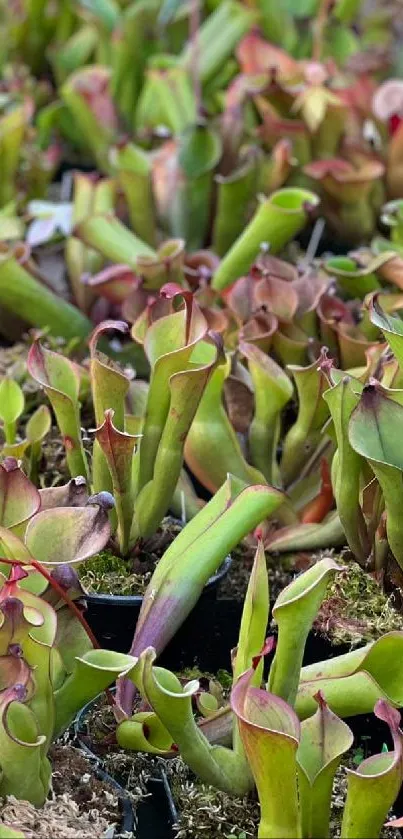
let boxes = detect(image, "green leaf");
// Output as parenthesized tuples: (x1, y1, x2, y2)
(116, 475, 284, 714)
(180, 1, 257, 84)
(233, 541, 269, 683)
(212, 189, 319, 291)
(241, 340, 293, 485)
(281, 353, 331, 487)
(265, 511, 345, 553)
(133, 294, 219, 533)
(231, 668, 301, 839)
(24, 502, 111, 565)
(341, 702, 403, 838)
(348, 383, 403, 567)
(27, 342, 89, 480)
(324, 256, 381, 300)
(184, 357, 265, 493)
(0, 698, 47, 806)
(297, 693, 353, 838)
(0, 459, 40, 532)
(323, 377, 369, 562)
(25, 405, 51, 444)
(296, 632, 403, 720)
(268, 558, 343, 706)
(89, 319, 131, 501)
(74, 213, 155, 267)
(0, 378, 24, 441)
(368, 295, 403, 369)
(111, 141, 156, 248)
(213, 149, 262, 257)
(158, 0, 185, 26)
(95, 410, 138, 555)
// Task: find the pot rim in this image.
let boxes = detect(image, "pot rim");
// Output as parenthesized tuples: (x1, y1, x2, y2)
(83, 554, 232, 606)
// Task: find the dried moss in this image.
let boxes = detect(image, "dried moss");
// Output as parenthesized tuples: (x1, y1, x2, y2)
(170, 758, 399, 839)
(315, 554, 402, 646)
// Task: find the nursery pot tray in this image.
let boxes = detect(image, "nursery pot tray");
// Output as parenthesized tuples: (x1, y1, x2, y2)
(84, 555, 232, 665)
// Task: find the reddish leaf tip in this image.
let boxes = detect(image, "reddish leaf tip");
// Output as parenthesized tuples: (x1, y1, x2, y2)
(374, 699, 401, 732)
(1, 457, 19, 473)
(313, 689, 327, 709)
(252, 636, 276, 670)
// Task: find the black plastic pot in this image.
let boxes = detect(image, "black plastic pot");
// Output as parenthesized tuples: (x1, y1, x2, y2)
(75, 698, 177, 839)
(84, 556, 232, 665)
(72, 710, 135, 836)
(93, 763, 135, 835)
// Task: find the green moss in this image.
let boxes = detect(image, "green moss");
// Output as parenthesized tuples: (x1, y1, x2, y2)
(316, 555, 402, 646)
(78, 518, 182, 596)
(78, 550, 152, 596)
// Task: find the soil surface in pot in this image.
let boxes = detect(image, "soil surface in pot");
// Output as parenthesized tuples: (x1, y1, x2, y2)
(78, 517, 183, 595)
(0, 744, 122, 838)
(218, 541, 295, 603)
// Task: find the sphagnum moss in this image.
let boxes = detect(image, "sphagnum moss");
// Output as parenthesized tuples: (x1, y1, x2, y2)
(78, 550, 151, 596)
(315, 552, 402, 646)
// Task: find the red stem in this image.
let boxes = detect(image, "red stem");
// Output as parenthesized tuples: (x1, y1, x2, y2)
(0, 557, 115, 707)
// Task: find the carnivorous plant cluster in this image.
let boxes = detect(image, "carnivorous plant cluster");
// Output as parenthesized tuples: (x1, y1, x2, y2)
(115, 543, 403, 838)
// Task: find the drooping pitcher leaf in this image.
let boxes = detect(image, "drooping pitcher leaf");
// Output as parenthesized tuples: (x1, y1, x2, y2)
(24, 502, 111, 565)
(349, 382, 403, 470)
(117, 710, 173, 755)
(38, 477, 88, 510)
(296, 631, 403, 720)
(0, 692, 48, 807)
(54, 649, 137, 736)
(122, 647, 252, 795)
